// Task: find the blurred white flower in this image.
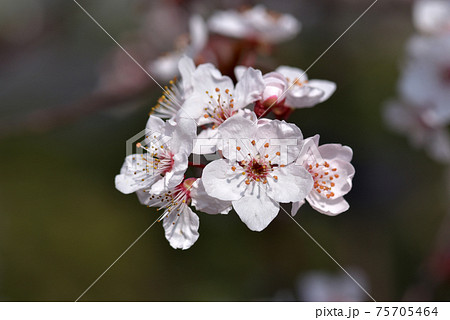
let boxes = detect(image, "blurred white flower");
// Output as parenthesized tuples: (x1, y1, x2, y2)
(413, 0, 450, 35)
(202, 116, 313, 231)
(208, 5, 301, 44)
(384, 100, 450, 163)
(297, 268, 369, 302)
(399, 35, 450, 126)
(292, 135, 355, 216)
(148, 15, 208, 81)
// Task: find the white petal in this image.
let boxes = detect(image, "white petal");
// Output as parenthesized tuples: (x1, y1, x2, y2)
(276, 66, 308, 83)
(256, 120, 303, 165)
(297, 135, 321, 166)
(208, 10, 249, 39)
(286, 86, 324, 108)
(166, 117, 197, 154)
(234, 67, 265, 109)
(163, 205, 200, 250)
(307, 80, 336, 103)
(218, 115, 258, 161)
(180, 93, 211, 122)
(291, 200, 305, 217)
(207, 6, 300, 44)
(232, 191, 279, 231)
(145, 115, 166, 136)
(193, 127, 220, 155)
(150, 153, 187, 194)
(180, 64, 234, 122)
(190, 179, 232, 215)
(191, 63, 234, 95)
(234, 65, 248, 81)
(318, 144, 353, 162)
(398, 59, 432, 107)
(266, 165, 313, 203)
(178, 55, 196, 94)
(148, 52, 181, 82)
(413, 0, 450, 34)
(202, 159, 247, 201)
(262, 72, 288, 102)
(239, 109, 258, 122)
(115, 154, 161, 194)
(307, 193, 350, 216)
(135, 189, 153, 206)
(187, 15, 208, 55)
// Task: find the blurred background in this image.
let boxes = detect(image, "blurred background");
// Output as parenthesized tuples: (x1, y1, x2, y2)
(1, 0, 449, 301)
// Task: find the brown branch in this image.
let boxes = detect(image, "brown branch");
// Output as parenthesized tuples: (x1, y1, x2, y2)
(0, 84, 152, 138)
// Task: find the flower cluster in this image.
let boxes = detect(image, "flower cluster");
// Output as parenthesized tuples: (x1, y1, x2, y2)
(384, 0, 450, 163)
(115, 7, 355, 250)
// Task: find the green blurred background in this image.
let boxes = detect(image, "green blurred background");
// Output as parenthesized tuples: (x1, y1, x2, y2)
(0, 0, 449, 301)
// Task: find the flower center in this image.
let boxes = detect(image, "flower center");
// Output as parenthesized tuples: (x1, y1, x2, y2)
(240, 156, 274, 185)
(137, 142, 174, 175)
(146, 179, 196, 223)
(203, 87, 237, 128)
(307, 161, 340, 199)
(286, 77, 309, 87)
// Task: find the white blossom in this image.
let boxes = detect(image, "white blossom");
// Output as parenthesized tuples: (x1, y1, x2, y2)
(384, 100, 450, 163)
(413, 0, 450, 35)
(137, 178, 231, 249)
(208, 5, 300, 44)
(275, 66, 336, 109)
(297, 268, 369, 302)
(292, 135, 355, 216)
(150, 56, 197, 120)
(149, 15, 208, 82)
(399, 35, 450, 126)
(202, 116, 313, 231)
(182, 61, 264, 154)
(115, 116, 196, 195)
(235, 65, 336, 110)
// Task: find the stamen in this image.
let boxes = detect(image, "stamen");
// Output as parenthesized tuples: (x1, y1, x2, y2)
(306, 160, 340, 199)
